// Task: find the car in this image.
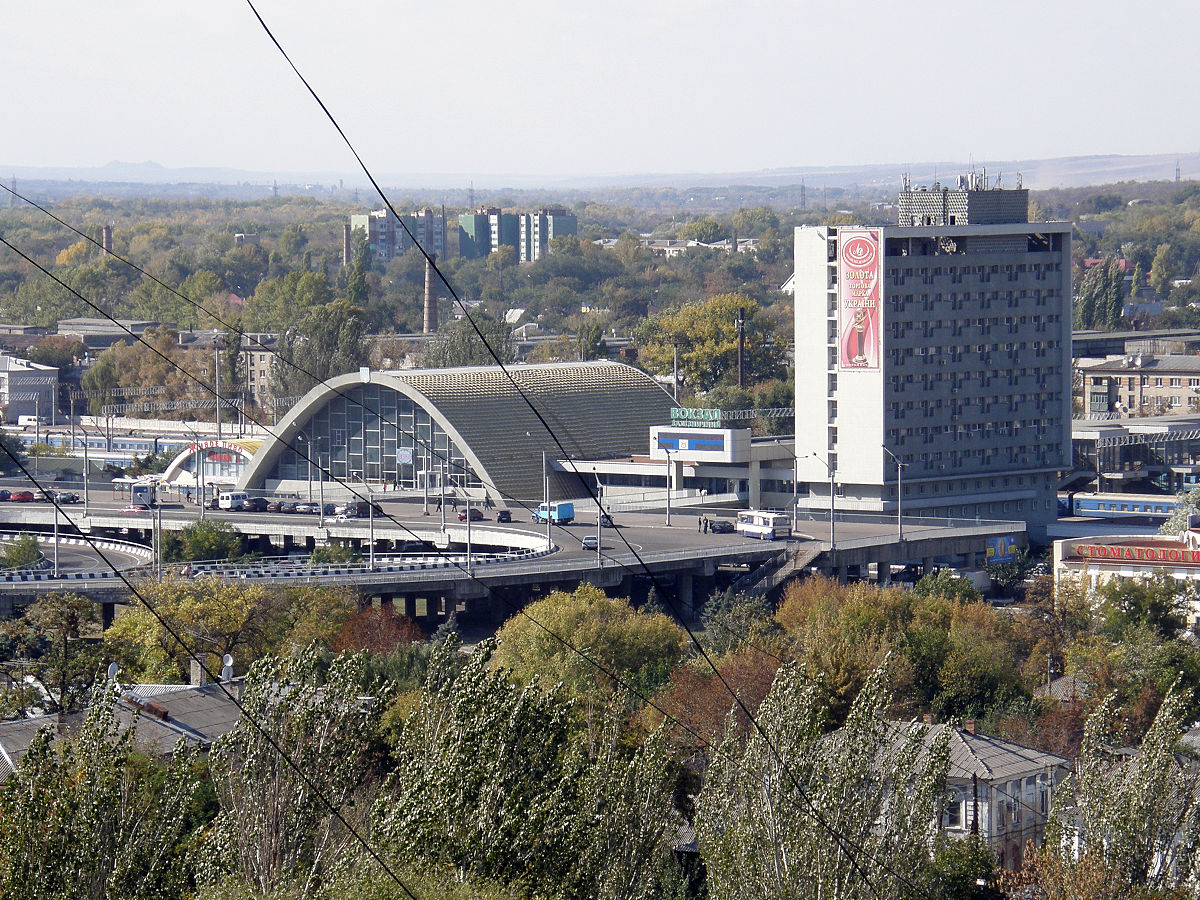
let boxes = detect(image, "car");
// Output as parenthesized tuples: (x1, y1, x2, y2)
(457, 507, 484, 522)
(708, 519, 735, 534)
(321, 503, 337, 516)
(10, 491, 35, 502)
(266, 499, 284, 512)
(205, 497, 220, 510)
(120, 504, 150, 514)
(599, 513, 614, 528)
(279, 501, 298, 514)
(34, 489, 55, 502)
(54, 491, 80, 504)
(293, 503, 316, 514)
(242, 497, 268, 512)
(496, 509, 512, 523)
(582, 535, 600, 551)
(334, 512, 358, 522)
(0, 490, 11, 502)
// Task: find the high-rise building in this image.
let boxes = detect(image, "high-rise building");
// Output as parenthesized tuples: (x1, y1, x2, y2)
(520, 208, 577, 262)
(349, 208, 445, 262)
(793, 176, 1072, 537)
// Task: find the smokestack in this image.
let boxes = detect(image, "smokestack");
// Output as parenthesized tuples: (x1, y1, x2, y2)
(102, 224, 113, 254)
(423, 255, 438, 334)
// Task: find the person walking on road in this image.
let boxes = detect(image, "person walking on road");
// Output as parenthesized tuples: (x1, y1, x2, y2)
(698, 516, 703, 533)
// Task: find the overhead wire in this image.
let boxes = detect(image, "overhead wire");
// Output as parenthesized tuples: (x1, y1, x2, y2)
(236, 4, 926, 896)
(0, 12, 934, 893)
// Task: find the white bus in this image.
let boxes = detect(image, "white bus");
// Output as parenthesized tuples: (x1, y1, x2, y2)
(735, 510, 791, 541)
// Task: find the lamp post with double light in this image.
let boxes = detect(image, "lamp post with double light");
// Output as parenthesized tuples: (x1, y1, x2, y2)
(800, 451, 836, 555)
(882, 445, 905, 543)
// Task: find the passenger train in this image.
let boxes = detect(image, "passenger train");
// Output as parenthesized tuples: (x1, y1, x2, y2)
(1058, 491, 1180, 522)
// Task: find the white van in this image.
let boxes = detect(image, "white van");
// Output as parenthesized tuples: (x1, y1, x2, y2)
(16, 415, 46, 427)
(218, 491, 248, 511)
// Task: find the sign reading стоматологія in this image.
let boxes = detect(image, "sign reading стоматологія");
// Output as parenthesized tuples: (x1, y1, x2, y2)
(837, 228, 882, 371)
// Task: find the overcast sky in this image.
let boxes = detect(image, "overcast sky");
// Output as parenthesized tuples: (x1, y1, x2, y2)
(5, 1, 1200, 182)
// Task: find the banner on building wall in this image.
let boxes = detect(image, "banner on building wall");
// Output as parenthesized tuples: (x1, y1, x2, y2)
(837, 228, 882, 371)
(986, 535, 1019, 565)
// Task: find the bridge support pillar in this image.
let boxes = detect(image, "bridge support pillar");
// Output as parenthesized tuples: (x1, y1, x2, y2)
(923, 556, 935, 574)
(876, 562, 892, 586)
(101, 601, 115, 629)
(402, 596, 416, 620)
(677, 572, 695, 620)
(836, 565, 848, 584)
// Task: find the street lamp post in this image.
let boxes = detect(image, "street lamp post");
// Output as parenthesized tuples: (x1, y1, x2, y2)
(367, 483, 375, 571)
(801, 451, 836, 555)
(595, 474, 603, 566)
(542, 451, 551, 550)
(882, 445, 905, 543)
(664, 448, 673, 527)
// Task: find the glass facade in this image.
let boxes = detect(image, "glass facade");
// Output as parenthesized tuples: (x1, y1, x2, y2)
(270, 384, 481, 491)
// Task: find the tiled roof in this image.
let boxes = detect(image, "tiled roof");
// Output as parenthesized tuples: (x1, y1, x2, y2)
(0, 681, 244, 780)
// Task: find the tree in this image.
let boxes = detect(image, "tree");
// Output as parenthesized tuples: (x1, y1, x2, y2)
(103, 579, 283, 683)
(25, 335, 87, 370)
(634, 293, 786, 393)
(0, 429, 28, 470)
(491, 584, 686, 700)
(0, 533, 41, 569)
(375, 637, 679, 899)
(331, 606, 422, 654)
(0, 591, 99, 716)
(696, 662, 950, 900)
(700, 588, 776, 654)
(678, 218, 727, 244)
(1149, 242, 1173, 295)
(269, 297, 367, 398)
(162, 519, 244, 563)
(0, 684, 199, 900)
(1039, 685, 1200, 894)
(201, 646, 389, 896)
(1095, 576, 1189, 640)
(912, 569, 983, 604)
(420, 313, 516, 368)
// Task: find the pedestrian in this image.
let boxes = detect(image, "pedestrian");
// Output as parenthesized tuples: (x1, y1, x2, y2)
(698, 516, 703, 533)
(436, 496, 442, 511)
(704, 517, 710, 534)
(452, 496, 458, 511)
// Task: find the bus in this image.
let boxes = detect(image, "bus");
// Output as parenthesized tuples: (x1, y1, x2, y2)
(735, 510, 792, 541)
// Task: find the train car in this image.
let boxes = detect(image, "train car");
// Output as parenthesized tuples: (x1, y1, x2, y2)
(1060, 491, 1179, 521)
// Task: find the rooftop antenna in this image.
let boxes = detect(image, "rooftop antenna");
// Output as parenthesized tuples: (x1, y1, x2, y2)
(1017, 172, 1023, 189)
(469, 180, 475, 210)
(1177, 160, 1182, 182)
(800, 179, 806, 210)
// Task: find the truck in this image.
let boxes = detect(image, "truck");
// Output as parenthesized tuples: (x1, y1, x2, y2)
(533, 501, 574, 524)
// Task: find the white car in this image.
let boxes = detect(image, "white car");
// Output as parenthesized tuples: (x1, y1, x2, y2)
(582, 535, 599, 551)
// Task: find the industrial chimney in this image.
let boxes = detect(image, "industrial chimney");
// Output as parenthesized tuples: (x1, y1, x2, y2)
(423, 255, 438, 334)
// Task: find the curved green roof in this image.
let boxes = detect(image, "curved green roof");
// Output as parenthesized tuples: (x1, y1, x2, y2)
(241, 361, 674, 503)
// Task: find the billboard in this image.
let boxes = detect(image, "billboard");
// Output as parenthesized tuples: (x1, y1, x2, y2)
(985, 535, 1019, 565)
(650, 427, 751, 463)
(837, 228, 882, 371)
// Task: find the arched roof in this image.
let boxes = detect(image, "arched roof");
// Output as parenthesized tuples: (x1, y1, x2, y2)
(160, 438, 262, 486)
(240, 361, 675, 504)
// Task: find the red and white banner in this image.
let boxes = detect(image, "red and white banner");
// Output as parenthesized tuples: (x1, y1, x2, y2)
(838, 229, 882, 371)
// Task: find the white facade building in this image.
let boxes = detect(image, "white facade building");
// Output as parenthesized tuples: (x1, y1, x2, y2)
(794, 180, 1073, 537)
(0, 354, 58, 424)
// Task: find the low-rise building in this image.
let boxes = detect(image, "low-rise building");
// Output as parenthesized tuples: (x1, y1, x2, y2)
(1079, 353, 1200, 418)
(0, 353, 58, 424)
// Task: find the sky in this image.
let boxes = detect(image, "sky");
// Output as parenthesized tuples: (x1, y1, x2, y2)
(5, 1, 1200, 184)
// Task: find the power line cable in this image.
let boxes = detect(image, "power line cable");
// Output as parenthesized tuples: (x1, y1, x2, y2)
(237, 7, 913, 896)
(0, 438, 421, 900)
(0, 228, 923, 896)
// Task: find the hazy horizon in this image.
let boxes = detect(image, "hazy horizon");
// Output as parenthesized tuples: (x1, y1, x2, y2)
(5, 2, 1200, 183)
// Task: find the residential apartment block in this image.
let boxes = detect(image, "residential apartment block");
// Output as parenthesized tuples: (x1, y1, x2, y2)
(794, 177, 1073, 536)
(349, 208, 445, 262)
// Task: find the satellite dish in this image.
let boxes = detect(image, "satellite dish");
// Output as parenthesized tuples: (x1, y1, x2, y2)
(221, 653, 234, 682)
(106, 662, 119, 682)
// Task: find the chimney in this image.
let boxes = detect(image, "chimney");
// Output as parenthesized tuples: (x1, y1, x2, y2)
(101, 224, 113, 255)
(963, 719, 976, 735)
(423, 255, 438, 334)
(190, 658, 207, 687)
(922, 713, 933, 725)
